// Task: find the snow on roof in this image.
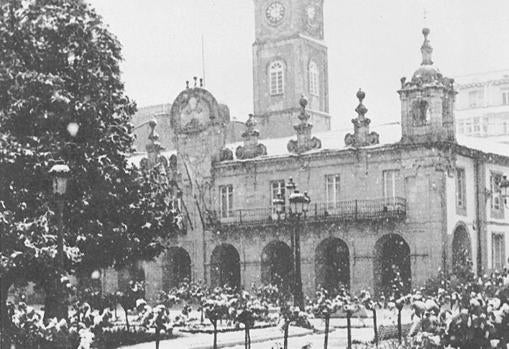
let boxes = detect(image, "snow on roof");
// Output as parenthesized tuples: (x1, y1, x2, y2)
(223, 122, 402, 160)
(127, 121, 509, 166)
(457, 135, 509, 158)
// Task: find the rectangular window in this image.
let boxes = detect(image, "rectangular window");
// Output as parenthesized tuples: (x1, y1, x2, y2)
(219, 185, 233, 218)
(465, 120, 473, 135)
(456, 168, 466, 214)
(325, 174, 340, 209)
(469, 90, 482, 108)
(473, 117, 481, 133)
(383, 170, 399, 203)
(490, 173, 504, 218)
(270, 180, 285, 213)
(502, 90, 509, 105)
(492, 233, 505, 270)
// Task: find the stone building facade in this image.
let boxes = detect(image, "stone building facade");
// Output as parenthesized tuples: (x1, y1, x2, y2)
(455, 70, 509, 140)
(103, 1, 509, 301)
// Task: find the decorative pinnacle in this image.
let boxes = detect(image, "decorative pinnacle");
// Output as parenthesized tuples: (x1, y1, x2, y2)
(355, 89, 368, 119)
(193, 76, 198, 87)
(421, 27, 433, 65)
(245, 113, 257, 129)
(200, 78, 203, 87)
(186, 80, 189, 89)
(148, 119, 159, 143)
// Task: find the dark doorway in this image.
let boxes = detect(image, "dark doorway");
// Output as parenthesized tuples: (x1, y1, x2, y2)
(163, 247, 192, 290)
(315, 237, 350, 293)
(374, 234, 411, 296)
(261, 240, 293, 290)
(452, 225, 473, 278)
(210, 244, 241, 289)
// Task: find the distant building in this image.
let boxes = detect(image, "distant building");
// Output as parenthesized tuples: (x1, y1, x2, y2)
(455, 70, 509, 142)
(102, 1, 509, 301)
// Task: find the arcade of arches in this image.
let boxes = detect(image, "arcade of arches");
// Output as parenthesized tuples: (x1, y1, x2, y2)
(160, 235, 416, 294)
(202, 234, 411, 293)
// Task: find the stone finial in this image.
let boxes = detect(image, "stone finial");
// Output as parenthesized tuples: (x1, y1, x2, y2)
(287, 95, 321, 154)
(200, 78, 204, 87)
(193, 76, 198, 87)
(235, 114, 267, 159)
(344, 89, 380, 148)
(421, 28, 433, 65)
(186, 80, 190, 89)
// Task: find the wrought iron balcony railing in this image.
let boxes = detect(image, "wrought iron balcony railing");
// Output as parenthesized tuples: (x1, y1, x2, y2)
(217, 197, 406, 226)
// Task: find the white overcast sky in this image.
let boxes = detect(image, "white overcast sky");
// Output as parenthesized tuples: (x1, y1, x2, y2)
(87, 0, 509, 130)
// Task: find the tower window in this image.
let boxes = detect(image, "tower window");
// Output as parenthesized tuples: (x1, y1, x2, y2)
(269, 60, 284, 96)
(309, 60, 319, 96)
(411, 99, 430, 126)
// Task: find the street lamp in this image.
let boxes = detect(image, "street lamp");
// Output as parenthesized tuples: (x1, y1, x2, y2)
(46, 122, 79, 319)
(272, 177, 311, 310)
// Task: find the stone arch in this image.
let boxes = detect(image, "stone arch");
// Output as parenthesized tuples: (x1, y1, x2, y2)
(118, 261, 145, 295)
(261, 240, 293, 290)
(315, 237, 350, 292)
(210, 244, 241, 289)
(162, 247, 192, 290)
(374, 234, 411, 296)
(452, 224, 472, 275)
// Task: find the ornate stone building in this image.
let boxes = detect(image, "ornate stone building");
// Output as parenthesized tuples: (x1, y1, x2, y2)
(103, 1, 509, 300)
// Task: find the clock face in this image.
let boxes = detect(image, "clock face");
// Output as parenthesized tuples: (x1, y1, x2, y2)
(266, 2, 285, 25)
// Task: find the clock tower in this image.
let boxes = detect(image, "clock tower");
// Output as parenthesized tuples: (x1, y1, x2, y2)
(252, 0, 331, 138)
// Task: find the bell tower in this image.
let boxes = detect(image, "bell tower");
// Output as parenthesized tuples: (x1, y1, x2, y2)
(398, 28, 457, 144)
(252, 0, 331, 138)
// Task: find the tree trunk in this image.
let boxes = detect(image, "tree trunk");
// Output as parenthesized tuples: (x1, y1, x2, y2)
(324, 315, 329, 349)
(347, 311, 352, 349)
(397, 308, 402, 344)
(244, 326, 251, 349)
(213, 320, 218, 349)
(283, 323, 289, 349)
(124, 307, 130, 332)
(155, 328, 160, 349)
(372, 309, 378, 348)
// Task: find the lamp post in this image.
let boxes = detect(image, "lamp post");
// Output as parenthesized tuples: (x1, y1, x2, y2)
(49, 164, 70, 272)
(46, 122, 79, 320)
(273, 178, 310, 310)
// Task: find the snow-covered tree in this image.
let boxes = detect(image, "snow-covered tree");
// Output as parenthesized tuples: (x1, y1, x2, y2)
(0, 0, 177, 328)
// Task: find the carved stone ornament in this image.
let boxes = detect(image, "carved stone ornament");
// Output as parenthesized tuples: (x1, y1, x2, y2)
(169, 84, 223, 135)
(287, 96, 322, 154)
(344, 89, 380, 148)
(219, 147, 234, 161)
(235, 114, 267, 160)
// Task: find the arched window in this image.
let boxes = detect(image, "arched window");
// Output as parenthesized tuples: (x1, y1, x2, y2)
(269, 60, 285, 96)
(309, 60, 319, 96)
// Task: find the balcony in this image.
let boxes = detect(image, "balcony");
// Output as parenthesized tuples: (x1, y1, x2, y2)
(217, 197, 406, 226)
